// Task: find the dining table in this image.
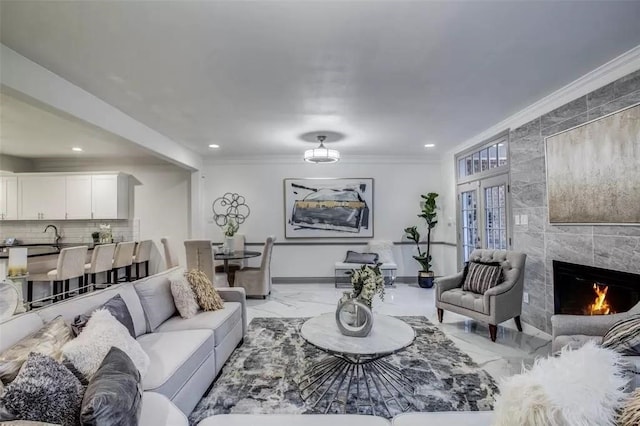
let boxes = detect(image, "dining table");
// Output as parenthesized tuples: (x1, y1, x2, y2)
(214, 249, 261, 286)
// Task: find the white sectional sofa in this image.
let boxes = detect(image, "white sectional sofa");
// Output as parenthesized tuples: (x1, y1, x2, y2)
(0, 266, 247, 426)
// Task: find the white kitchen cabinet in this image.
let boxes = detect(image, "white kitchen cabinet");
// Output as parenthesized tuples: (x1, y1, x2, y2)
(65, 175, 92, 219)
(18, 175, 67, 220)
(0, 176, 18, 220)
(91, 174, 129, 219)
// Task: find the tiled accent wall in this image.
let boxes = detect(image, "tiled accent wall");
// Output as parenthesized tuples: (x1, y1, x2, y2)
(0, 220, 137, 245)
(510, 69, 640, 333)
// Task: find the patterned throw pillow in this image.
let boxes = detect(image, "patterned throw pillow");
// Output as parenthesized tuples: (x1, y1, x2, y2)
(185, 270, 224, 311)
(601, 313, 640, 355)
(462, 261, 503, 294)
(62, 309, 150, 380)
(1, 352, 83, 426)
(80, 347, 142, 426)
(619, 388, 640, 426)
(0, 316, 73, 384)
(170, 273, 200, 319)
(343, 251, 379, 264)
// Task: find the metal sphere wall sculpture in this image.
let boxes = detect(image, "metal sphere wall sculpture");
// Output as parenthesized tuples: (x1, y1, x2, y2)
(212, 192, 251, 227)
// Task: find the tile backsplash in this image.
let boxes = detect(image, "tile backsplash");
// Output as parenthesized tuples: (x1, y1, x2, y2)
(0, 220, 137, 244)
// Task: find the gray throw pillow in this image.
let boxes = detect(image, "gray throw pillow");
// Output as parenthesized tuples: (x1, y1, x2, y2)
(344, 251, 379, 264)
(80, 347, 142, 426)
(72, 294, 135, 338)
(1, 352, 83, 426)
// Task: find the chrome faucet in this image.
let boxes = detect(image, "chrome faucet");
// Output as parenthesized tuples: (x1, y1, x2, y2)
(44, 224, 62, 248)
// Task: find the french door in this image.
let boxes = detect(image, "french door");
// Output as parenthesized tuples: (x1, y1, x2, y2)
(457, 174, 510, 266)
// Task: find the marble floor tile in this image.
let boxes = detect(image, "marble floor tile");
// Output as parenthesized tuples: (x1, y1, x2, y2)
(246, 283, 552, 382)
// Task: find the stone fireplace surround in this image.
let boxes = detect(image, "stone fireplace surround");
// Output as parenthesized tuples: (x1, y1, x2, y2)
(510, 68, 640, 333)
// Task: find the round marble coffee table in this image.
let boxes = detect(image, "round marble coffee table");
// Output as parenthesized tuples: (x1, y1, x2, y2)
(298, 312, 416, 417)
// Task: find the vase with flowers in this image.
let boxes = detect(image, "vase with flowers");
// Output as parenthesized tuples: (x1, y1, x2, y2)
(336, 264, 385, 337)
(221, 218, 239, 254)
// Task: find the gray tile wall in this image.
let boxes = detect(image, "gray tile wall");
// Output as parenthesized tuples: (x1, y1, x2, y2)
(511, 69, 640, 333)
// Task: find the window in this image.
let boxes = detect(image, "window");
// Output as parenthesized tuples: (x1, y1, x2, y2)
(455, 132, 510, 266)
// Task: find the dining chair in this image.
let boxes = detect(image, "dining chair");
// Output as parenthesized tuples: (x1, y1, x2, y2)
(27, 246, 88, 309)
(161, 237, 179, 269)
(132, 239, 153, 279)
(234, 236, 275, 298)
(184, 240, 227, 287)
(111, 241, 136, 283)
(84, 243, 116, 290)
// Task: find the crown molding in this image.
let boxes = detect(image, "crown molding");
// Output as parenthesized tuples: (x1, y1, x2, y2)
(445, 44, 640, 158)
(204, 154, 441, 166)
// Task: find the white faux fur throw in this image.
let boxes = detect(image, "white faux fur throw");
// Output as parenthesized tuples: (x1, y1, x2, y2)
(493, 341, 628, 426)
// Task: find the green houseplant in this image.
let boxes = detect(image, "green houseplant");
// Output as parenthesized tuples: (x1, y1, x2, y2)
(404, 192, 439, 288)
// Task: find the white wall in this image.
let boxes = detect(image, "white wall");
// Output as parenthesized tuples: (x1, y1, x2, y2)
(202, 158, 453, 279)
(32, 159, 191, 272)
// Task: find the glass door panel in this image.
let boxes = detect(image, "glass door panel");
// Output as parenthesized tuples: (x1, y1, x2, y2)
(482, 178, 508, 250)
(458, 174, 510, 267)
(458, 183, 479, 264)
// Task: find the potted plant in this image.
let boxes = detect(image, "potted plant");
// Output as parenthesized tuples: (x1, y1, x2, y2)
(404, 192, 439, 288)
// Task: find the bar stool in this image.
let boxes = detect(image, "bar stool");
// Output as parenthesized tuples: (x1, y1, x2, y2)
(27, 246, 88, 309)
(161, 237, 179, 269)
(111, 241, 136, 283)
(132, 240, 153, 279)
(84, 243, 116, 291)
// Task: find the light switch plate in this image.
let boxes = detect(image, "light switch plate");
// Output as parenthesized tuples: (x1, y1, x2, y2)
(523, 292, 529, 304)
(514, 215, 521, 225)
(521, 215, 528, 225)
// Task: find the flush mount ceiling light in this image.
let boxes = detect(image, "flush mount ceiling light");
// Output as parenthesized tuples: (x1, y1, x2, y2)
(208, 144, 220, 149)
(424, 144, 436, 148)
(71, 147, 83, 152)
(304, 135, 340, 164)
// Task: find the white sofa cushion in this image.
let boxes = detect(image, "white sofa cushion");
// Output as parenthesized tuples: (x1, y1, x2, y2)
(0, 312, 44, 353)
(137, 329, 213, 398)
(135, 268, 180, 332)
(392, 412, 494, 426)
(140, 392, 188, 426)
(155, 302, 242, 346)
(198, 414, 391, 426)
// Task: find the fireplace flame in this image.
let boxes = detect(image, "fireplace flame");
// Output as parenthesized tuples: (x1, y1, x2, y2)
(588, 283, 612, 315)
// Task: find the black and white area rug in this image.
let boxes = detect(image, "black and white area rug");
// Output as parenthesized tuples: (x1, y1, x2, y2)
(189, 317, 497, 424)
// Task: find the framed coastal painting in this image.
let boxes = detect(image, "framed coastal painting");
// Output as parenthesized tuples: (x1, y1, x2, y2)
(545, 102, 640, 224)
(283, 178, 374, 238)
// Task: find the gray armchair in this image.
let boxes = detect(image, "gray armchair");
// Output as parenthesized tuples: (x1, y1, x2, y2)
(435, 249, 526, 342)
(551, 302, 640, 389)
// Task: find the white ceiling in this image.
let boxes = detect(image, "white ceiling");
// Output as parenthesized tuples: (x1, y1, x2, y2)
(1, 1, 640, 159)
(0, 90, 159, 159)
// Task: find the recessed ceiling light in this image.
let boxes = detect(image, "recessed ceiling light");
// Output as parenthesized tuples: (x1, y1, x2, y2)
(424, 144, 436, 148)
(208, 144, 220, 149)
(71, 147, 83, 152)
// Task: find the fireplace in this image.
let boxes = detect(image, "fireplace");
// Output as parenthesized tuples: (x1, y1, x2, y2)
(553, 260, 640, 315)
